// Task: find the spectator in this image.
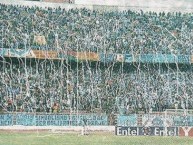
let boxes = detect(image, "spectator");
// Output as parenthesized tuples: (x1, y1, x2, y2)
(0, 3, 192, 115)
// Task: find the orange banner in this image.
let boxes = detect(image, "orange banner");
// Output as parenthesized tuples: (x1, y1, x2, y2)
(76, 52, 99, 61)
(30, 50, 59, 59)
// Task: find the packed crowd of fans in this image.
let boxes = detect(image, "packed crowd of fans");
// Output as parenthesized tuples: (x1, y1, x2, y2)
(0, 61, 193, 114)
(0, 4, 193, 114)
(1, 4, 193, 54)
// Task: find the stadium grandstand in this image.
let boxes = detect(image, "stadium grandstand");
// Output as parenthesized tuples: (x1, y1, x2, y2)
(0, 0, 193, 138)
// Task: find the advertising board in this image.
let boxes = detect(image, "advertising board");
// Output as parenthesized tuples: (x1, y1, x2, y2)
(115, 126, 178, 136)
(179, 127, 193, 137)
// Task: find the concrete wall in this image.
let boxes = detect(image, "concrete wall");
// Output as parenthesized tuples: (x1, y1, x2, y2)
(75, 0, 193, 13)
(75, 0, 125, 6)
(43, 0, 74, 3)
(0, 0, 93, 10)
(75, 0, 193, 8)
(1, 0, 193, 13)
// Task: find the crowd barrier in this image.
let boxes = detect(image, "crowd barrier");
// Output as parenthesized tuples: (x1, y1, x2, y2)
(0, 113, 108, 126)
(117, 115, 137, 126)
(0, 48, 192, 64)
(1, 113, 193, 127)
(117, 113, 193, 127)
(1, 113, 193, 136)
(0, 114, 13, 126)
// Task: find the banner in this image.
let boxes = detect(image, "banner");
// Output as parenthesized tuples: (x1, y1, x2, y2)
(36, 114, 70, 126)
(34, 114, 108, 126)
(0, 114, 13, 126)
(154, 54, 176, 63)
(99, 53, 114, 63)
(138, 54, 155, 63)
(0, 113, 108, 126)
(142, 114, 173, 127)
(76, 52, 99, 61)
(117, 115, 137, 126)
(67, 51, 78, 62)
(173, 116, 193, 126)
(6, 49, 33, 57)
(177, 55, 190, 63)
(115, 126, 178, 136)
(125, 54, 133, 63)
(0, 48, 7, 57)
(16, 113, 35, 126)
(138, 54, 190, 64)
(31, 50, 59, 59)
(138, 54, 176, 63)
(1, 48, 61, 60)
(0, 48, 191, 64)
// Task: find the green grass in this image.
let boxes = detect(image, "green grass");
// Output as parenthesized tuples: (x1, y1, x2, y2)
(0, 132, 193, 145)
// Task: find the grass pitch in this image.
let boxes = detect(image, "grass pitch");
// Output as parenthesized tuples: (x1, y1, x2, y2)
(0, 131, 193, 145)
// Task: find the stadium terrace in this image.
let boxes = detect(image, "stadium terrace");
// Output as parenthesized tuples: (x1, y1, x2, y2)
(0, 1, 193, 137)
